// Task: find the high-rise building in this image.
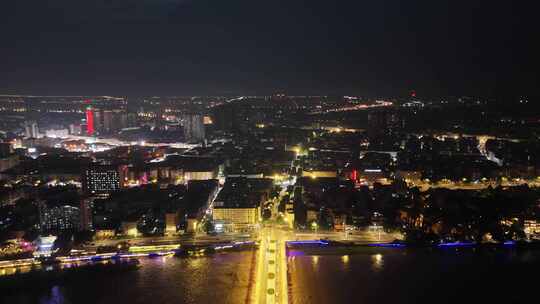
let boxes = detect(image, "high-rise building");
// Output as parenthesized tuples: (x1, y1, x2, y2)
(93, 109, 103, 134)
(69, 124, 82, 135)
(212, 102, 247, 133)
(183, 114, 205, 143)
(0, 155, 19, 173)
(45, 128, 69, 138)
(87, 108, 126, 135)
(83, 164, 122, 195)
(103, 110, 114, 133)
(0, 142, 12, 158)
(367, 110, 402, 141)
(24, 121, 39, 138)
(86, 108, 95, 135)
(0, 142, 18, 173)
(127, 112, 138, 128)
(212, 177, 271, 231)
(40, 204, 81, 232)
(81, 97, 129, 135)
(118, 112, 129, 130)
(79, 197, 94, 231)
(155, 107, 164, 130)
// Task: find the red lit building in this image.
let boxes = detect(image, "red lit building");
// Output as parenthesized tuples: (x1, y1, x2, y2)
(86, 108, 94, 135)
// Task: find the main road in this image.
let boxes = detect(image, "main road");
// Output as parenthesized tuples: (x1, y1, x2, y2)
(255, 224, 290, 304)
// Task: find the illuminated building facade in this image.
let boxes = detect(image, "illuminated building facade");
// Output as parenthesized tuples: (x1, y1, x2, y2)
(302, 170, 337, 179)
(212, 208, 260, 231)
(165, 213, 178, 236)
(33, 235, 57, 257)
(367, 109, 403, 148)
(79, 198, 93, 231)
(212, 177, 271, 231)
(86, 108, 95, 135)
(83, 164, 122, 195)
(183, 114, 205, 143)
(69, 123, 82, 135)
(95, 229, 115, 239)
(524, 220, 540, 237)
(45, 128, 69, 138)
(93, 109, 103, 133)
(40, 205, 81, 232)
(24, 121, 39, 138)
(87, 107, 127, 135)
(120, 221, 139, 237)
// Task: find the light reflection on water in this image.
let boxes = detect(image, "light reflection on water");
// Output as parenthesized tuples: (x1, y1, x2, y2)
(6, 248, 540, 304)
(371, 253, 383, 271)
(39, 286, 65, 304)
(1, 251, 255, 304)
(289, 249, 540, 304)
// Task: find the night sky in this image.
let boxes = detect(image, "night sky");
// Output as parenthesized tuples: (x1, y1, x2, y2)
(0, 1, 537, 97)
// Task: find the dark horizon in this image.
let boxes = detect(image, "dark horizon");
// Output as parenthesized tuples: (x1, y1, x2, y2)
(1, 1, 538, 98)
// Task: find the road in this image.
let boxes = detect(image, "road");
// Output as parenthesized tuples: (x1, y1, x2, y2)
(253, 179, 405, 303)
(255, 224, 289, 304)
(253, 224, 400, 304)
(410, 180, 540, 192)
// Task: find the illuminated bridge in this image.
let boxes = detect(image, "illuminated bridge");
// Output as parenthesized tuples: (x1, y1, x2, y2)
(254, 225, 289, 304)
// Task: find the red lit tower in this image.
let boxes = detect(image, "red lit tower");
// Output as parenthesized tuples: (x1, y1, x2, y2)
(85, 99, 94, 135)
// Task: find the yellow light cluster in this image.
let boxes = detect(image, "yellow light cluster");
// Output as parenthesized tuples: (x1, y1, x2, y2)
(128, 244, 180, 253)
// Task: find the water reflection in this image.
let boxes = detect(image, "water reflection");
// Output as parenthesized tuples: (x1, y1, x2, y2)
(40, 286, 65, 304)
(289, 250, 540, 304)
(1, 252, 255, 304)
(312, 255, 319, 267)
(371, 253, 383, 271)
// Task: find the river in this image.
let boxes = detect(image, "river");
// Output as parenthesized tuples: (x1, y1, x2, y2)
(288, 246, 540, 304)
(2, 247, 539, 304)
(1, 251, 255, 304)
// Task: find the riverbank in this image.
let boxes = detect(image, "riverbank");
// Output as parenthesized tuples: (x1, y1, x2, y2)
(286, 239, 540, 256)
